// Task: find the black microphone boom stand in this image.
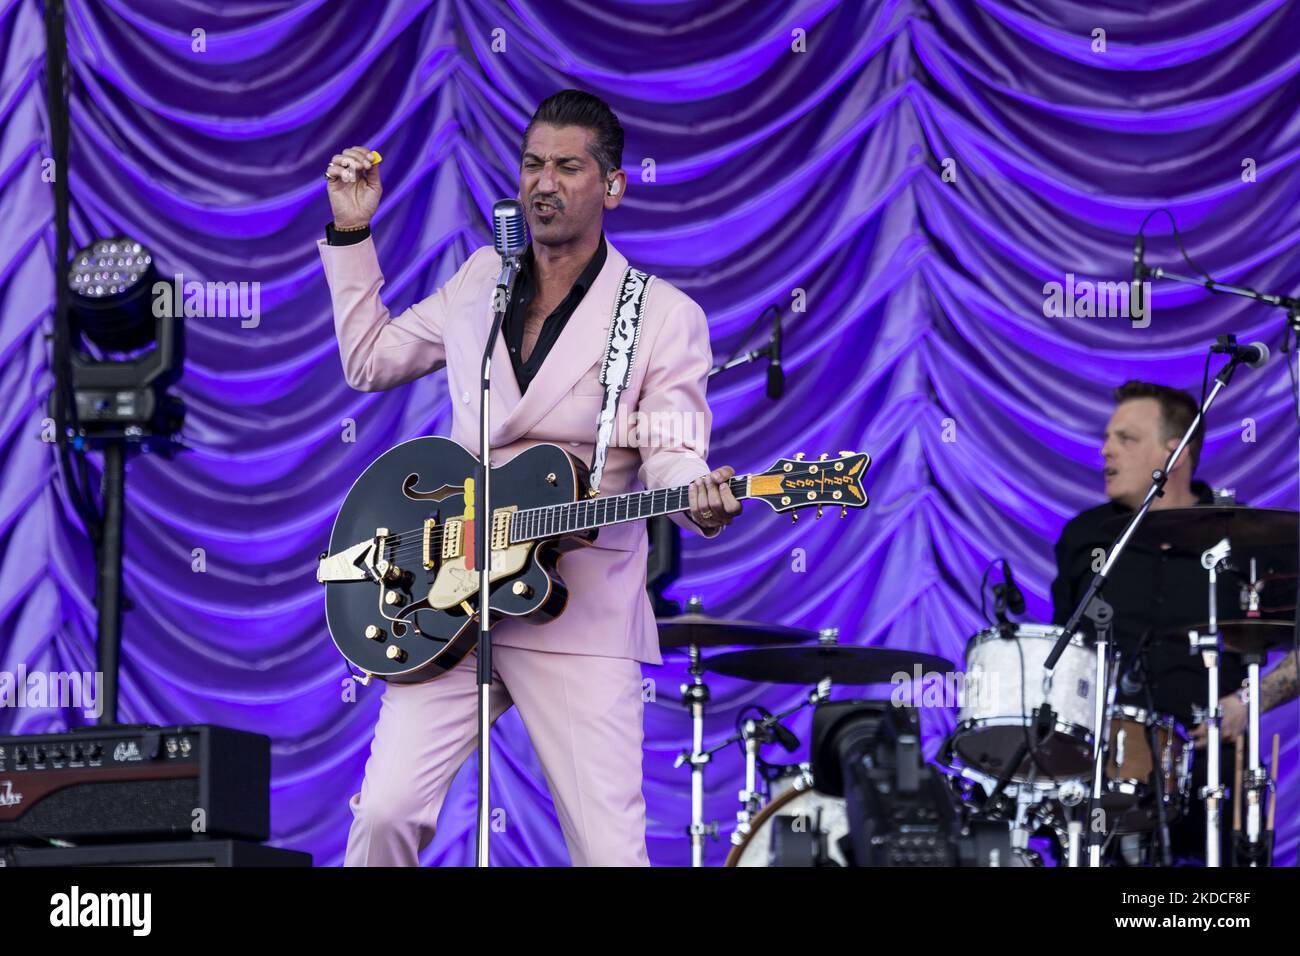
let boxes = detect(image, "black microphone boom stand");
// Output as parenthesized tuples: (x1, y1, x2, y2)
(1136, 242, 1298, 866)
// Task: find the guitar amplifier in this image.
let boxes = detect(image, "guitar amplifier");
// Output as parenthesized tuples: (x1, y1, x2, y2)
(0, 725, 269, 845)
(1, 839, 310, 867)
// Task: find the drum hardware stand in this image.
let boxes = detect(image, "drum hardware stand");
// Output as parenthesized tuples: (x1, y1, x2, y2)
(815, 626, 838, 701)
(1233, 553, 1272, 866)
(728, 697, 812, 844)
(1236, 647, 1272, 866)
(1066, 817, 1084, 867)
(1132, 642, 1175, 867)
(1048, 343, 1254, 867)
(979, 698, 1055, 815)
(674, 640, 717, 866)
(1192, 535, 1232, 866)
(1081, 596, 1116, 867)
(1008, 783, 1037, 861)
(735, 717, 763, 842)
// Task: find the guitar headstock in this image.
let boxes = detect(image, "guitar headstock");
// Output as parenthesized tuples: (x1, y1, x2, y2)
(747, 451, 870, 519)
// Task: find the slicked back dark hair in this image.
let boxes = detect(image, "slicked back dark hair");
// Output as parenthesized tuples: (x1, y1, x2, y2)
(522, 89, 624, 178)
(1114, 380, 1204, 473)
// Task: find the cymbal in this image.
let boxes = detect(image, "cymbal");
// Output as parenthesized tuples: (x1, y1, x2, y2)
(703, 644, 955, 685)
(1159, 619, 1297, 656)
(1102, 507, 1298, 555)
(655, 614, 819, 650)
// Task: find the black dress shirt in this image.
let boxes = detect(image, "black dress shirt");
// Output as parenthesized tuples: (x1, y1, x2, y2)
(504, 234, 607, 394)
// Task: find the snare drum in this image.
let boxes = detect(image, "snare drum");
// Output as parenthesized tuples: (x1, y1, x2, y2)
(1103, 705, 1192, 832)
(951, 623, 1096, 781)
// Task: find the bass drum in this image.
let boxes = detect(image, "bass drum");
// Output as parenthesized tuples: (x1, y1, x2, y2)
(725, 776, 850, 867)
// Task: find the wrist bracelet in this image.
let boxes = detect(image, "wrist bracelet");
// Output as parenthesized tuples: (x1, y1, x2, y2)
(334, 222, 370, 232)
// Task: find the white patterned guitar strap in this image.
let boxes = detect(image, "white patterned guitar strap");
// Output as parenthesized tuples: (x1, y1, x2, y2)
(588, 266, 654, 496)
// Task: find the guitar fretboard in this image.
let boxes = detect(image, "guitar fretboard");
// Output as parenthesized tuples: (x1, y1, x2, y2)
(510, 476, 750, 542)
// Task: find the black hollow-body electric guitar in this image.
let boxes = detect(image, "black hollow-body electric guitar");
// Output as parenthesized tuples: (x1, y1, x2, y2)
(318, 436, 870, 683)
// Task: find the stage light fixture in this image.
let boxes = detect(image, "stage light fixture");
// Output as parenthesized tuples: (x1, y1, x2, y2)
(57, 236, 184, 443)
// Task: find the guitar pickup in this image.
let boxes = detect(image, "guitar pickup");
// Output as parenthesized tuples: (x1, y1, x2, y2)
(491, 507, 516, 550)
(441, 519, 463, 561)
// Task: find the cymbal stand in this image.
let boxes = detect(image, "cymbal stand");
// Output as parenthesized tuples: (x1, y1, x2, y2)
(675, 641, 716, 866)
(1238, 643, 1271, 865)
(1192, 536, 1231, 867)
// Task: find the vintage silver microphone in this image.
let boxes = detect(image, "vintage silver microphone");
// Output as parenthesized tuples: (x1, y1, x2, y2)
(494, 199, 528, 264)
(476, 199, 528, 866)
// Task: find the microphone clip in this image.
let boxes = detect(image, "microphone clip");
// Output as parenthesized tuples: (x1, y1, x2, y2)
(1210, 333, 1240, 357)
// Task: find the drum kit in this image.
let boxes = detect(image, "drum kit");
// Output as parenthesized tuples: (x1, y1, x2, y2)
(660, 503, 1296, 868)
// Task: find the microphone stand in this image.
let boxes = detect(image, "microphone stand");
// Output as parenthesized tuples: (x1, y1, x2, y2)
(1045, 348, 1255, 866)
(1137, 249, 1300, 867)
(474, 248, 523, 867)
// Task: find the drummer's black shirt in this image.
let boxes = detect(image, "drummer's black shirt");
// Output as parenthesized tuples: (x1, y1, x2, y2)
(1050, 482, 1249, 725)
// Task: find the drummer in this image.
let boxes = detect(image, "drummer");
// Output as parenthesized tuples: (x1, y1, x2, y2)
(1050, 380, 1296, 862)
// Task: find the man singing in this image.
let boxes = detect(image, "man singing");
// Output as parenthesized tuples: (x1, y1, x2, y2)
(318, 90, 741, 866)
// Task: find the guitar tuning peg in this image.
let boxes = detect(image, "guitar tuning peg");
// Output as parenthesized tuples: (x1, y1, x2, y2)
(816, 506, 823, 519)
(840, 506, 847, 519)
(838, 450, 853, 458)
(791, 511, 798, 524)
(818, 453, 829, 461)
(793, 453, 805, 461)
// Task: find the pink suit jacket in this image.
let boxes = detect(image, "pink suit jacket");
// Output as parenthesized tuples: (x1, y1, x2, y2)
(318, 235, 717, 665)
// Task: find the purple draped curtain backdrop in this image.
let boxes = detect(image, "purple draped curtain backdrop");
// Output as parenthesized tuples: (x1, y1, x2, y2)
(1, 0, 1297, 865)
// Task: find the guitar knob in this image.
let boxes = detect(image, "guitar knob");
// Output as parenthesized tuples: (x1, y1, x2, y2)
(385, 646, 407, 663)
(512, 580, 533, 598)
(385, 590, 405, 607)
(364, 625, 385, 641)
